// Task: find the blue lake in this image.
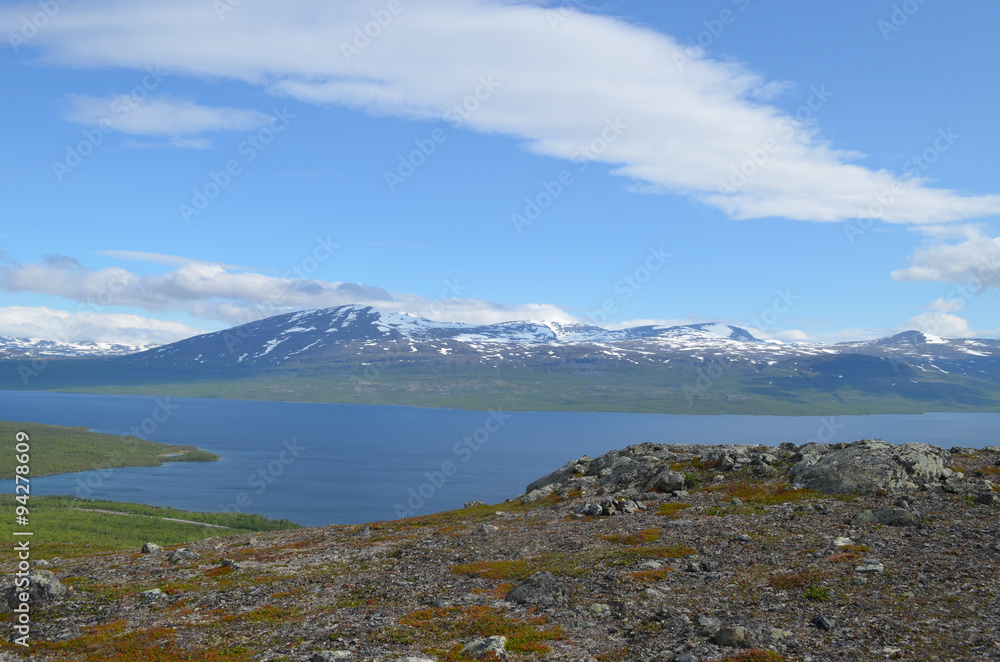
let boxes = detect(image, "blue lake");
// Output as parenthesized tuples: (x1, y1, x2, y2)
(1, 390, 997, 526)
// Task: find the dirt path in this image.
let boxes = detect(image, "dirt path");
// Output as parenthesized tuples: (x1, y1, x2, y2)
(72, 507, 230, 529)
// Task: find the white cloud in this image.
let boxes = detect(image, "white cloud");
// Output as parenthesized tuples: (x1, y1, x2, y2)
(891, 226, 1000, 289)
(0, 306, 205, 345)
(751, 328, 811, 343)
(3, 0, 997, 223)
(897, 311, 977, 338)
(64, 94, 273, 146)
(0, 257, 577, 329)
(603, 317, 713, 330)
(928, 297, 964, 313)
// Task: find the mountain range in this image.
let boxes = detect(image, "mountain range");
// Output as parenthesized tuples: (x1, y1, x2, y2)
(2, 305, 998, 415)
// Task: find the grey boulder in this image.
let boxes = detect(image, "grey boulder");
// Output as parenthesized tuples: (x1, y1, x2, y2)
(507, 571, 562, 606)
(791, 439, 950, 494)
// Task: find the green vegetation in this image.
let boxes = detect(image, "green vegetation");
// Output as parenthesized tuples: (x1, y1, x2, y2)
(397, 605, 564, 656)
(450, 544, 695, 581)
(0, 420, 218, 479)
(0, 495, 300, 561)
(803, 584, 832, 601)
(719, 650, 789, 662)
(656, 502, 693, 517)
(21, 620, 254, 662)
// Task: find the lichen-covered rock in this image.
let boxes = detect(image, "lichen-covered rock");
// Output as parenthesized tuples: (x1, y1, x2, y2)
(851, 507, 922, 527)
(521, 442, 793, 501)
(168, 548, 200, 564)
(791, 439, 950, 494)
(461, 636, 506, 656)
(506, 571, 562, 606)
(712, 623, 792, 648)
(3, 570, 66, 610)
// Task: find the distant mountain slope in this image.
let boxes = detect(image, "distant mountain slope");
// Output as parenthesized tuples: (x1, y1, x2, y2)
(0, 336, 155, 359)
(2, 306, 998, 415)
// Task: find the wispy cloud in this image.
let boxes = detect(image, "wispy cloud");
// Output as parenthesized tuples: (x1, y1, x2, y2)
(0, 257, 577, 328)
(64, 94, 273, 147)
(95, 250, 265, 272)
(2, 0, 996, 223)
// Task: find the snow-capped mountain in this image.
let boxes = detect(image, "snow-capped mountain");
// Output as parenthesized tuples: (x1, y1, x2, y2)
(3, 306, 997, 414)
(107, 305, 997, 381)
(0, 336, 156, 360)
(118, 305, 798, 369)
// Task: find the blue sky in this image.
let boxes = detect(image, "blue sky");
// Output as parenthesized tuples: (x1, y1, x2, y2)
(0, 0, 997, 346)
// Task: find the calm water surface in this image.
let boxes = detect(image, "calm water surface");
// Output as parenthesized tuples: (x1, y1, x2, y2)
(1, 391, 997, 525)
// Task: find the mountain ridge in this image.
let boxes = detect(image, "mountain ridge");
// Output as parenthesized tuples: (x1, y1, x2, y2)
(2, 305, 998, 415)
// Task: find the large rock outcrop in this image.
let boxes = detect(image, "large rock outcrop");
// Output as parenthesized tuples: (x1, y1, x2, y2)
(790, 439, 952, 494)
(520, 442, 790, 501)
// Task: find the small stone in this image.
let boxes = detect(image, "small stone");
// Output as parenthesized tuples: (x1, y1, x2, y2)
(33, 559, 50, 567)
(833, 536, 854, 547)
(855, 561, 885, 574)
(168, 548, 200, 564)
(590, 603, 611, 618)
(851, 508, 921, 527)
(641, 561, 663, 570)
(507, 571, 562, 606)
(220, 559, 241, 570)
(464, 501, 487, 508)
(311, 652, 351, 662)
(696, 615, 723, 631)
(731, 497, 743, 505)
(479, 523, 499, 533)
(811, 614, 836, 630)
(141, 542, 162, 554)
(139, 588, 165, 601)
(461, 635, 507, 656)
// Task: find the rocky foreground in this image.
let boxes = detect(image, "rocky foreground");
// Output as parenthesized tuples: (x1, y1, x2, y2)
(3, 439, 1000, 662)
